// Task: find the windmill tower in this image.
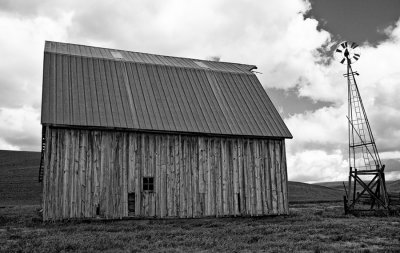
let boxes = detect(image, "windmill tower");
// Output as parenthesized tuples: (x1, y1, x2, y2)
(335, 41, 389, 214)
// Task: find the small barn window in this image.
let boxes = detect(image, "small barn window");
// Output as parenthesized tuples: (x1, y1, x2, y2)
(143, 177, 154, 191)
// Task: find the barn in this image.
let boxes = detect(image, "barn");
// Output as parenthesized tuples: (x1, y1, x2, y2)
(39, 41, 292, 221)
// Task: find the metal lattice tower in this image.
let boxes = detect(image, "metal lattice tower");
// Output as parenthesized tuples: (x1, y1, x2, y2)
(336, 41, 389, 213)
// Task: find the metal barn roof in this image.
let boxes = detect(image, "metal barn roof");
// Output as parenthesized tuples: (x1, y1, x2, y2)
(41, 41, 292, 138)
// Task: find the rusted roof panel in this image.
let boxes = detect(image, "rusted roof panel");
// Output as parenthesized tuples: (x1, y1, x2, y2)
(42, 41, 292, 138)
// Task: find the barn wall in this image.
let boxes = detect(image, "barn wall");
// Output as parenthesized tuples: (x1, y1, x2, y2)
(42, 127, 288, 220)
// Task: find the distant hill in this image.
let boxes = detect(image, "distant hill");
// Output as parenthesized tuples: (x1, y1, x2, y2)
(288, 181, 344, 203)
(0, 150, 41, 205)
(312, 181, 344, 190)
(0, 150, 346, 206)
(314, 180, 400, 194)
(386, 180, 400, 193)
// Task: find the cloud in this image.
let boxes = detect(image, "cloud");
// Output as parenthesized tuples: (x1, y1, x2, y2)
(285, 18, 400, 182)
(0, 13, 70, 108)
(0, 106, 41, 151)
(287, 149, 348, 183)
(0, 0, 329, 152)
(0, 0, 399, 183)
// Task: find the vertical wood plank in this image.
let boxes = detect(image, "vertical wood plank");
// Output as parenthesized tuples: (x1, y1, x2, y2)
(122, 133, 128, 217)
(55, 130, 62, 219)
(269, 141, 278, 214)
(255, 140, 262, 215)
(222, 139, 228, 215)
(206, 138, 211, 216)
(155, 135, 161, 217)
(186, 137, 192, 217)
(94, 131, 101, 216)
(62, 129, 70, 218)
(100, 133, 107, 218)
(238, 139, 244, 215)
(78, 131, 87, 218)
(264, 140, 272, 213)
(135, 133, 142, 216)
(259, 140, 267, 214)
(161, 135, 168, 218)
(281, 140, 289, 214)
(43, 127, 50, 220)
(199, 137, 206, 216)
(232, 139, 239, 215)
(208, 138, 214, 216)
(142, 134, 147, 216)
(166, 136, 173, 216)
(174, 135, 180, 217)
(128, 134, 135, 194)
(216, 139, 222, 216)
(86, 132, 93, 218)
(275, 140, 283, 214)
(192, 137, 198, 217)
(243, 139, 249, 215)
(48, 129, 56, 219)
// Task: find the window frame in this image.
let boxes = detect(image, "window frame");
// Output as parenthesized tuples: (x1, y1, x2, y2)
(143, 177, 154, 192)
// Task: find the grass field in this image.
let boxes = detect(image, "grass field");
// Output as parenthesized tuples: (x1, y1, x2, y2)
(0, 150, 41, 206)
(1, 203, 400, 252)
(1, 150, 400, 252)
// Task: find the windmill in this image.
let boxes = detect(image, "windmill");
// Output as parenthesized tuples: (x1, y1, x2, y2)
(335, 41, 389, 214)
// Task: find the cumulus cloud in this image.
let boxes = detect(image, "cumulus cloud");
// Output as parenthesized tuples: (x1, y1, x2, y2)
(285, 18, 400, 182)
(0, 0, 399, 183)
(288, 149, 348, 183)
(0, 106, 41, 151)
(0, 13, 70, 108)
(0, 0, 329, 152)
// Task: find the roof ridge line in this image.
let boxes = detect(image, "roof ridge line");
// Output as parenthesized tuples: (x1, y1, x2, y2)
(45, 40, 257, 70)
(44, 51, 256, 75)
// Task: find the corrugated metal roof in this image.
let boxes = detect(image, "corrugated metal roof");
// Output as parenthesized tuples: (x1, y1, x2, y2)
(42, 41, 292, 138)
(45, 41, 256, 74)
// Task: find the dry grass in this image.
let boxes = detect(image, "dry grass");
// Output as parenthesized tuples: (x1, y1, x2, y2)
(1, 203, 400, 252)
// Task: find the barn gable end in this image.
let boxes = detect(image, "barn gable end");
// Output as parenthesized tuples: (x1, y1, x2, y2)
(41, 41, 292, 220)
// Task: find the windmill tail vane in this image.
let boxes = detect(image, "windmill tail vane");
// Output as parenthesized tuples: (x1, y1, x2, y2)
(335, 41, 393, 214)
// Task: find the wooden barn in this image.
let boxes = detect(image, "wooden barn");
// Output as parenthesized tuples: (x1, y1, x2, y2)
(39, 41, 292, 221)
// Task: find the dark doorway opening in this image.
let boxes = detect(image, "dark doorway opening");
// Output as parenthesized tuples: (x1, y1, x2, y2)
(128, 193, 135, 215)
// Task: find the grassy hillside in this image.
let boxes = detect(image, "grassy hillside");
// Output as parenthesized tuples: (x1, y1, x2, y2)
(312, 181, 344, 190)
(0, 150, 41, 205)
(0, 150, 345, 206)
(288, 181, 344, 203)
(314, 180, 400, 194)
(387, 180, 400, 192)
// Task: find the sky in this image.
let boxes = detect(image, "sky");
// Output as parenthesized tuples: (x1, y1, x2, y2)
(0, 0, 400, 183)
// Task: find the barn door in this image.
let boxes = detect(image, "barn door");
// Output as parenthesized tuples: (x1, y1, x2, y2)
(141, 177, 156, 216)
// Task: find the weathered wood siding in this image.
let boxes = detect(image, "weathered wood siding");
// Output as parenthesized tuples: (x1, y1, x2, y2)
(42, 127, 288, 220)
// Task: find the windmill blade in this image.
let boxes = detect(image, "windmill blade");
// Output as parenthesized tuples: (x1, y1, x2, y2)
(336, 49, 342, 53)
(340, 58, 346, 64)
(351, 42, 358, 49)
